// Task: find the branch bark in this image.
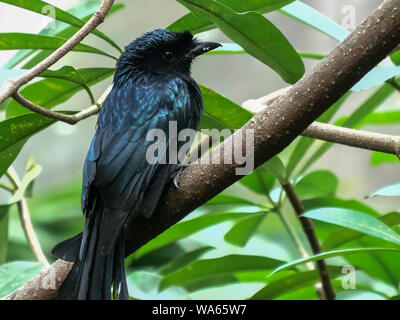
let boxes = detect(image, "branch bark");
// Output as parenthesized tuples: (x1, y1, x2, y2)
(3, 0, 400, 300)
(281, 181, 335, 300)
(0, 0, 115, 105)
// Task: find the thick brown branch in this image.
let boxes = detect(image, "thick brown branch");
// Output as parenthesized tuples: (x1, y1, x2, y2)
(0, 0, 115, 105)
(4, 0, 400, 300)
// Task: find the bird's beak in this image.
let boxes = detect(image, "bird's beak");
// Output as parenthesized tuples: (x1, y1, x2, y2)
(190, 40, 222, 57)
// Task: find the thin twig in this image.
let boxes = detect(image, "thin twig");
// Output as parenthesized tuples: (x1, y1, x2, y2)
(281, 181, 336, 300)
(6, 167, 49, 265)
(0, 0, 115, 105)
(243, 90, 400, 157)
(12, 85, 112, 125)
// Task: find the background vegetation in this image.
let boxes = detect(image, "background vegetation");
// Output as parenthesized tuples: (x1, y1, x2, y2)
(0, 0, 400, 299)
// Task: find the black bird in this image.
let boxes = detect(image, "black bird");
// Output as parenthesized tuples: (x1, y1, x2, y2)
(52, 29, 221, 300)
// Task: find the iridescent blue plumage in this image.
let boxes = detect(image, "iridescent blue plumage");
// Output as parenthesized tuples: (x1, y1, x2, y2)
(52, 29, 220, 300)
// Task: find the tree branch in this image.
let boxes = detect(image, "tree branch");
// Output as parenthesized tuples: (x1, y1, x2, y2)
(12, 85, 112, 125)
(3, 0, 400, 300)
(0, 0, 115, 105)
(281, 181, 336, 300)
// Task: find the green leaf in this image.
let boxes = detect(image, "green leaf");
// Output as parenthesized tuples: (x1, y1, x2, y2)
(5, 67, 114, 118)
(134, 212, 262, 258)
(0, 69, 26, 86)
(250, 266, 342, 300)
(176, 0, 304, 84)
(263, 156, 287, 184)
(40, 66, 95, 103)
(207, 43, 325, 61)
(0, 261, 43, 297)
(299, 84, 395, 174)
(352, 67, 400, 91)
(370, 152, 399, 166)
(199, 84, 252, 129)
(160, 246, 214, 276)
(8, 158, 42, 204)
(205, 194, 255, 206)
(286, 93, 349, 177)
(390, 50, 400, 66)
(294, 170, 338, 198)
(302, 197, 379, 217)
(0, 0, 122, 53)
(168, 0, 295, 34)
(369, 183, 400, 198)
(224, 212, 267, 247)
(0, 113, 59, 177)
(0, 205, 10, 264)
(240, 167, 275, 195)
(303, 208, 400, 246)
(159, 254, 283, 291)
(279, 1, 349, 41)
(0, 33, 117, 60)
(357, 110, 400, 127)
(6, 2, 125, 69)
(322, 212, 400, 250)
(270, 247, 400, 276)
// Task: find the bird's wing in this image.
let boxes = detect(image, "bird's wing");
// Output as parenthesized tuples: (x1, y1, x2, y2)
(81, 75, 197, 224)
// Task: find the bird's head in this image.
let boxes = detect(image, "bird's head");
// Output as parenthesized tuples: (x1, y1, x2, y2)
(115, 29, 221, 81)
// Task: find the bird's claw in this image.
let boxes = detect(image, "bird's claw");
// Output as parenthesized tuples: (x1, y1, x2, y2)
(172, 164, 189, 191)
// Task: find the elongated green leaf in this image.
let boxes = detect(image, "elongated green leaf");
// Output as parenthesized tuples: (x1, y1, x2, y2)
(134, 212, 262, 258)
(5, 3, 125, 69)
(0, 205, 10, 264)
(159, 254, 283, 291)
(370, 152, 399, 166)
(302, 197, 379, 217)
(369, 183, 400, 198)
(177, 0, 304, 83)
(205, 194, 255, 206)
(352, 67, 400, 91)
(294, 170, 338, 198)
(280, 1, 349, 41)
(0, 0, 122, 53)
(0, 261, 43, 297)
(357, 110, 400, 127)
(322, 212, 400, 250)
(8, 159, 42, 204)
(208, 43, 325, 61)
(264, 156, 287, 184)
(299, 84, 395, 174)
(0, 33, 117, 60)
(270, 247, 400, 276)
(224, 212, 267, 247)
(41, 66, 95, 102)
(0, 69, 26, 86)
(199, 84, 252, 129)
(286, 93, 349, 177)
(5, 67, 114, 118)
(168, 0, 295, 34)
(250, 266, 342, 299)
(303, 208, 400, 246)
(391, 50, 400, 65)
(160, 246, 214, 276)
(240, 167, 275, 195)
(0, 114, 58, 177)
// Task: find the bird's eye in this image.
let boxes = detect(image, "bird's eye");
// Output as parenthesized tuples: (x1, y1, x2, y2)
(163, 51, 175, 62)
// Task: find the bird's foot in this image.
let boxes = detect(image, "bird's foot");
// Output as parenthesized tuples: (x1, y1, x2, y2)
(171, 163, 189, 191)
